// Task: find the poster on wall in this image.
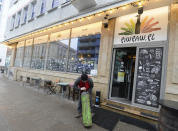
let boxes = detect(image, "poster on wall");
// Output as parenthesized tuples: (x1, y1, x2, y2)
(114, 6, 168, 45)
(135, 47, 163, 108)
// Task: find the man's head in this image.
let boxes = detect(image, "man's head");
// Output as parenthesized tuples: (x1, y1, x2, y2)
(81, 73, 88, 82)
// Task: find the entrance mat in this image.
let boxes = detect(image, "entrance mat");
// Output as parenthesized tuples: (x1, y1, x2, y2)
(92, 107, 157, 131)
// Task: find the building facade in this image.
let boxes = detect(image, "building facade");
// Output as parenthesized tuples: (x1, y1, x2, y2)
(3, 0, 178, 124)
(0, 0, 10, 67)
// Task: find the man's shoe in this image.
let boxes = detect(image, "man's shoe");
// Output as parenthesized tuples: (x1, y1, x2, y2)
(75, 114, 82, 118)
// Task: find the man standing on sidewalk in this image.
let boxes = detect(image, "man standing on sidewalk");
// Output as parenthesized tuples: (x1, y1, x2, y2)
(73, 72, 94, 118)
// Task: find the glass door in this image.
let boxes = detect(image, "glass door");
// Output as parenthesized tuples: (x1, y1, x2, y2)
(110, 47, 136, 102)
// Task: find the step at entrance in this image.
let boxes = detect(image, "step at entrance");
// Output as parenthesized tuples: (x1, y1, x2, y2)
(101, 100, 159, 126)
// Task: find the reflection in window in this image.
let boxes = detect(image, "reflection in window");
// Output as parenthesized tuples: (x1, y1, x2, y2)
(23, 44, 32, 68)
(15, 45, 24, 67)
(68, 34, 101, 75)
(46, 40, 69, 71)
(31, 43, 47, 69)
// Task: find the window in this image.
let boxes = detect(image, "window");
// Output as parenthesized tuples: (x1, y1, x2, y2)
(31, 36, 48, 69)
(23, 7, 28, 24)
(15, 22, 102, 76)
(52, 0, 59, 8)
(23, 40, 33, 68)
(69, 34, 101, 75)
(47, 30, 70, 71)
(40, 0, 46, 14)
(31, 43, 47, 69)
(15, 42, 24, 67)
(16, 11, 21, 27)
(10, 15, 15, 30)
(46, 22, 102, 75)
(68, 22, 102, 75)
(31, 2, 36, 19)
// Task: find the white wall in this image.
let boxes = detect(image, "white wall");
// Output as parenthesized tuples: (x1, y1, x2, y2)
(0, 0, 10, 66)
(0, 0, 10, 42)
(0, 44, 7, 66)
(5, 0, 131, 40)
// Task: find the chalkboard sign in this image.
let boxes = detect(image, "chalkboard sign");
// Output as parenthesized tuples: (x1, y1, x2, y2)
(135, 47, 163, 108)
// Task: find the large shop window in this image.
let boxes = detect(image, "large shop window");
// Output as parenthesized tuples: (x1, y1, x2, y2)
(47, 30, 70, 71)
(23, 39, 33, 68)
(31, 36, 48, 69)
(68, 22, 102, 75)
(15, 42, 25, 67)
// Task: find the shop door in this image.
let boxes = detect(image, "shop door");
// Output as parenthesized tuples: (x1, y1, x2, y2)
(110, 47, 136, 102)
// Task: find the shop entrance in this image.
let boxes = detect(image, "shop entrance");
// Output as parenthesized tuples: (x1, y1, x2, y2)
(110, 47, 136, 102)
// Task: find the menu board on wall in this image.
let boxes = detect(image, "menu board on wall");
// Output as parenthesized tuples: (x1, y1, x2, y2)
(135, 47, 163, 108)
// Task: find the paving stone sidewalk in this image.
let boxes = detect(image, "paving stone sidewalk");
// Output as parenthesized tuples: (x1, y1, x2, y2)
(0, 73, 148, 131)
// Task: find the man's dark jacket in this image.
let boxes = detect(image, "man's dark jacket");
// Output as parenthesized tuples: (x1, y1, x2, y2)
(73, 77, 94, 94)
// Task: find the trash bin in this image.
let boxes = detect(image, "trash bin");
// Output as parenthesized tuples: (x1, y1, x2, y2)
(159, 100, 178, 131)
(95, 91, 101, 107)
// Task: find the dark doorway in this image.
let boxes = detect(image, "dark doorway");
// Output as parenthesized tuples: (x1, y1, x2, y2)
(110, 47, 136, 101)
